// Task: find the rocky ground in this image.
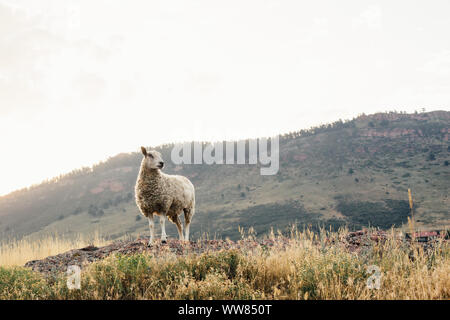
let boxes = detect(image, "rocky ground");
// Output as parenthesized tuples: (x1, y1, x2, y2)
(24, 237, 290, 276)
(24, 230, 448, 276)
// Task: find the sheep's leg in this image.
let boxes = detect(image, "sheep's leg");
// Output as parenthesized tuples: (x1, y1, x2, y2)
(184, 208, 194, 242)
(174, 215, 184, 241)
(147, 213, 155, 246)
(160, 215, 167, 243)
(185, 223, 190, 242)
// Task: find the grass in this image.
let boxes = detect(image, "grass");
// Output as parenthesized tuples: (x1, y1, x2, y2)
(0, 228, 449, 300)
(0, 232, 110, 267)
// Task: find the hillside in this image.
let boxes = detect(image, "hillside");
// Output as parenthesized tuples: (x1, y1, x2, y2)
(0, 111, 449, 241)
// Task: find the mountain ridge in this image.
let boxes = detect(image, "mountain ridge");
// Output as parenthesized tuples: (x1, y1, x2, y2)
(1, 110, 449, 241)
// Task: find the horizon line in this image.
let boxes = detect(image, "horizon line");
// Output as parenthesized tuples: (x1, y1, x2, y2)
(0, 109, 447, 197)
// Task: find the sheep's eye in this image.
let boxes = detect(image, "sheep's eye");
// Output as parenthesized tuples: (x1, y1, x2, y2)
(148, 154, 154, 159)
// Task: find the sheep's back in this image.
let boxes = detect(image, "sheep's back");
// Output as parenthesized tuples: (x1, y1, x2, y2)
(164, 174, 195, 206)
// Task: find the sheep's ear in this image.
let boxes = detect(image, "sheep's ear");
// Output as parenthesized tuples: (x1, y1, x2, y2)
(141, 146, 147, 156)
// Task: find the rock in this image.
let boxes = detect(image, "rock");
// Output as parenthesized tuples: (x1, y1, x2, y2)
(23, 237, 291, 276)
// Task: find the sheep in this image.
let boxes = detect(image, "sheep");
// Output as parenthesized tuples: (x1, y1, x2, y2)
(135, 146, 195, 245)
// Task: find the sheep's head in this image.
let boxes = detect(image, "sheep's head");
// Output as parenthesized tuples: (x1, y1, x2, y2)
(141, 146, 164, 170)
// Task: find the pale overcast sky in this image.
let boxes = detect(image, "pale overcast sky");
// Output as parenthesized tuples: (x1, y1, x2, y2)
(0, 0, 449, 195)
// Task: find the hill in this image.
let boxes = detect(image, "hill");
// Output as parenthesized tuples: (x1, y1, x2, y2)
(0, 111, 449, 241)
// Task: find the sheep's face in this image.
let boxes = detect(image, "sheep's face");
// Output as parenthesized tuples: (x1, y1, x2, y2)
(141, 147, 164, 170)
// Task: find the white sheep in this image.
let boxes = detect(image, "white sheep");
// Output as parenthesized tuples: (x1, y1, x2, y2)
(135, 147, 195, 245)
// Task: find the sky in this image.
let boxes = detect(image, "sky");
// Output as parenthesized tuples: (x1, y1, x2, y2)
(0, 0, 449, 196)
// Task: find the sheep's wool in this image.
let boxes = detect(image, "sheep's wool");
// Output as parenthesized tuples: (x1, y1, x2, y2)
(135, 159, 195, 224)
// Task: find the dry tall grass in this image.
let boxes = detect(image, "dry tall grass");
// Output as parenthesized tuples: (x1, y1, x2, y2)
(0, 233, 110, 267)
(0, 228, 448, 300)
(237, 230, 449, 299)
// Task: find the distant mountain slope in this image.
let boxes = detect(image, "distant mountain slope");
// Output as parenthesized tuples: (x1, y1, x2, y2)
(1, 111, 449, 241)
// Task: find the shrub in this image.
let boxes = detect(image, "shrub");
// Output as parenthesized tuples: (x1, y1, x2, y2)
(0, 267, 53, 300)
